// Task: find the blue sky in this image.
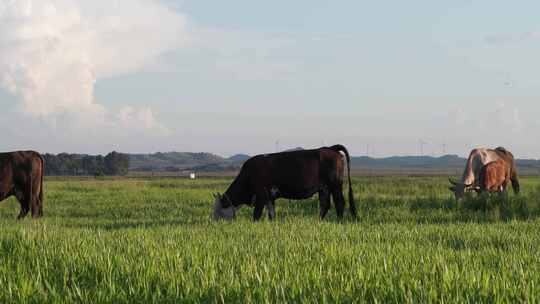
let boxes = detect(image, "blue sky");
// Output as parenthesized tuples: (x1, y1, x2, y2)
(1, 0, 540, 157)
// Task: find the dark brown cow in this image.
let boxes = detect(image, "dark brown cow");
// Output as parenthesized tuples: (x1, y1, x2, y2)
(478, 159, 510, 193)
(0, 151, 44, 219)
(213, 145, 357, 221)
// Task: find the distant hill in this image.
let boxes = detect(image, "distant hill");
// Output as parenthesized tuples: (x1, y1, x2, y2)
(128, 152, 540, 175)
(351, 155, 540, 175)
(129, 152, 227, 172)
(227, 154, 251, 163)
(350, 154, 465, 170)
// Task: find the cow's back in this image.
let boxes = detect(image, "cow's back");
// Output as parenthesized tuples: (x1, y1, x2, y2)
(246, 149, 320, 181)
(243, 149, 322, 199)
(5, 151, 41, 177)
(494, 148, 517, 172)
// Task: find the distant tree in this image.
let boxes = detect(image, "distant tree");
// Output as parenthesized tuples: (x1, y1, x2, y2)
(43, 152, 127, 176)
(56, 153, 72, 175)
(43, 154, 61, 175)
(104, 151, 129, 176)
(82, 155, 100, 176)
(94, 155, 105, 176)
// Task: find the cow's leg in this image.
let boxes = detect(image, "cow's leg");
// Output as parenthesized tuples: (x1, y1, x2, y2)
(253, 201, 265, 221)
(499, 182, 509, 199)
(319, 186, 331, 219)
(331, 188, 346, 220)
(31, 199, 40, 218)
(502, 177, 510, 193)
(510, 169, 520, 194)
(267, 200, 276, 220)
(14, 189, 30, 220)
(253, 190, 267, 221)
(0, 183, 12, 202)
(263, 187, 276, 220)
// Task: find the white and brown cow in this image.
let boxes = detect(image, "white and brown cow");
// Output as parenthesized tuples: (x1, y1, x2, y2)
(449, 147, 519, 199)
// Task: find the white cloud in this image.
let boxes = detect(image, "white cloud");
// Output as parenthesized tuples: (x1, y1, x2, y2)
(117, 106, 169, 135)
(0, 0, 187, 145)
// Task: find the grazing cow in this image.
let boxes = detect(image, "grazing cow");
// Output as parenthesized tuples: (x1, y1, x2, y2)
(449, 147, 519, 199)
(0, 151, 44, 219)
(213, 145, 357, 221)
(478, 159, 510, 193)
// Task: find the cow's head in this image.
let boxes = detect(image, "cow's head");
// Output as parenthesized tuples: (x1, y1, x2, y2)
(448, 178, 473, 200)
(212, 193, 237, 221)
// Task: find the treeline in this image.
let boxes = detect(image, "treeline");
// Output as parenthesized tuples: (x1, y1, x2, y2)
(43, 151, 129, 176)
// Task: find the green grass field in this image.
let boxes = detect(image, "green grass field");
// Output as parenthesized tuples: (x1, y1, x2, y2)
(1, 176, 540, 303)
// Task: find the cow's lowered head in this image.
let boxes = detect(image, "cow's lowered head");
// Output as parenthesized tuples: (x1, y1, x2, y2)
(212, 193, 237, 221)
(448, 178, 474, 200)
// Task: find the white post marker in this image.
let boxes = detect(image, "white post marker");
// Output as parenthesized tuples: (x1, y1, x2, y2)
(189, 173, 196, 179)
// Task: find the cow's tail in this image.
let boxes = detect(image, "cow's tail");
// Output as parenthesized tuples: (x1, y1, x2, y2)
(497, 148, 520, 194)
(38, 153, 44, 216)
(328, 145, 357, 218)
(511, 167, 520, 194)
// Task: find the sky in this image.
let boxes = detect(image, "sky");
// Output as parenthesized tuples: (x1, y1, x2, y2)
(1, 0, 540, 158)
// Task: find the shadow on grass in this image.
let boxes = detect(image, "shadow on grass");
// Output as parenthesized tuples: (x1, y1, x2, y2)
(9, 184, 540, 230)
(404, 190, 540, 224)
(62, 190, 540, 230)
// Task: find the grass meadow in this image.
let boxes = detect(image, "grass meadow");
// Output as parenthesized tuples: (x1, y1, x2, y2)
(1, 176, 540, 303)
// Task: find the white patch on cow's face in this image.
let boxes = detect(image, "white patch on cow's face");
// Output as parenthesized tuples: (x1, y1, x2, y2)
(212, 196, 236, 221)
(220, 206, 236, 220)
(270, 186, 279, 197)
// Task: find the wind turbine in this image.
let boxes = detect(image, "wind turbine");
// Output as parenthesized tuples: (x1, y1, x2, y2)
(442, 142, 447, 155)
(419, 139, 428, 156)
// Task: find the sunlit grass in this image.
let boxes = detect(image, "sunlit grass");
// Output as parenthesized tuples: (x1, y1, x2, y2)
(0, 176, 540, 302)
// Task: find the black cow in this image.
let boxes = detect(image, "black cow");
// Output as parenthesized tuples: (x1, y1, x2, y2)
(213, 145, 357, 221)
(0, 151, 44, 219)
